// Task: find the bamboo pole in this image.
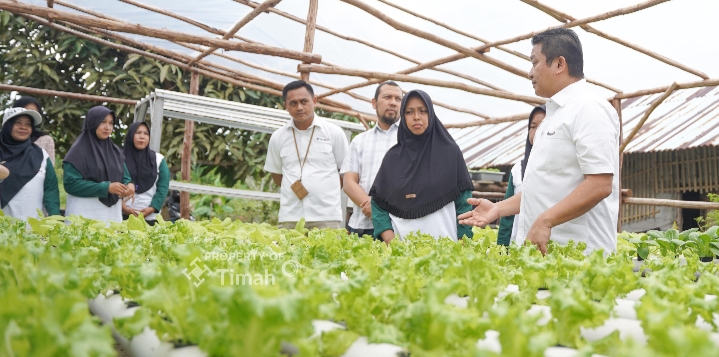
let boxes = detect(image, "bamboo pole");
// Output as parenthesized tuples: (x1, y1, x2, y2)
(181, 72, 201, 219)
(620, 82, 678, 153)
(188, 0, 282, 66)
(616, 78, 719, 100)
(443, 112, 532, 129)
(340, 0, 495, 60)
(57, 0, 261, 45)
(377, 0, 530, 61)
(317, 0, 644, 99)
(623, 197, 719, 210)
(180, 43, 491, 119)
(118, 0, 223, 36)
(356, 113, 371, 130)
(54, 19, 350, 111)
(0, 0, 321, 63)
(0, 84, 136, 105)
(232, 0, 506, 91)
(474, 0, 670, 53)
(21, 14, 373, 125)
(299, 64, 545, 104)
(521, 0, 709, 80)
(338, 0, 542, 82)
(301, 0, 319, 82)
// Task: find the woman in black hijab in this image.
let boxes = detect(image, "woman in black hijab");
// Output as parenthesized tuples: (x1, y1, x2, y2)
(121, 122, 170, 224)
(63, 106, 134, 223)
(496, 105, 546, 246)
(370, 90, 474, 243)
(0, 107, 60, 220)
(13, 96, 56, 165)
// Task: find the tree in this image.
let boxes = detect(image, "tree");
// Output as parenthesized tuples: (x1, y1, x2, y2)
(0, 12, 357, 188)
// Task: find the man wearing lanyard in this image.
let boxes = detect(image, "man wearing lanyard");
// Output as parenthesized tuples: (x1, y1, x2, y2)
(459, 28, 619, 254)
(341, 81, 402, 238)
(265, 80, 349, 229)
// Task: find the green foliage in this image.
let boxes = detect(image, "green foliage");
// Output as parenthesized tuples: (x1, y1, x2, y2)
(188, 165, 279, 224)
(4, 213, 719, 357)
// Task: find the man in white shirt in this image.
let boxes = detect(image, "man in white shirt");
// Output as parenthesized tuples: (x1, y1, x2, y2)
(341, 81, 403, 238)
(459, 28, 619, 254)
(264, 80, 349, 229)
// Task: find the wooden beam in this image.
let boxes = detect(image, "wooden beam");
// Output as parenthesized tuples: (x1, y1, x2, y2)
(521, 0, 709, 80)
(46, 0, 54, 8)
(377, 0, 530, 61)
(623, 197, 719, 210)
(474, 0, 670, 53)
(620, 82, 678, 153)
(181, 72, 201, 219)
(232, 0, 506, 91)
(188, 0, 282, 66)
(301, 0, 319, 82)
(0, 0, 321, 63)
(616, 78, 719, 100)
(0, 84, 136, 105)
(298, 64, 546, 104)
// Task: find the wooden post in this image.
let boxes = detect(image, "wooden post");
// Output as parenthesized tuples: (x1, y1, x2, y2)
(612, 98, 623, 232)
(180, 72, 201, 219)
(301, 0, 319, 82)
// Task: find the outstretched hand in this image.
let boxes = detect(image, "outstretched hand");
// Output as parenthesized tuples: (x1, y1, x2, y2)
(458, 198, 500, 227)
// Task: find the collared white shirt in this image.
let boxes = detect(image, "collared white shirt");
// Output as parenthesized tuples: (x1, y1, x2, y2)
(518, 79, 620, 253)
(264, 116, 349, 222)
(340, 122, 398, 229)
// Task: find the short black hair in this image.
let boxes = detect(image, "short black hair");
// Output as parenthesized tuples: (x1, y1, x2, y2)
(374, 81, 401, 101)
(282, 80, 314, 101)
(531, 28, 584, 79)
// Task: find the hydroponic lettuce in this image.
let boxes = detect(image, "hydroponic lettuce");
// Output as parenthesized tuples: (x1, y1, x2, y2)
(1, 213, 719, 357)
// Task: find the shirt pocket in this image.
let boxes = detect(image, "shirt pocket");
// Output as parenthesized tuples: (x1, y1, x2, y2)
(542, 129, 572, 176)
(313, 142, 336, 167)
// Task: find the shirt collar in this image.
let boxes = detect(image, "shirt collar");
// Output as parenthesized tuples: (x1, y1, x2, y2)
(548, 79, 587, 108)
(373, 121, 399, 133)
(288, 115, 323, 131)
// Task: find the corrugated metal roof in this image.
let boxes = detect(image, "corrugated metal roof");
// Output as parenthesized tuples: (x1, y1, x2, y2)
(454, 85, 719, 169)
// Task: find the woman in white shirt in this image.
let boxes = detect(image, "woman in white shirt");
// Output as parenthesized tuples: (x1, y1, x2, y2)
(121, 122, 170, 224)
(63, 106, 135, 223)
(496, 106, 546, 246)
(370, 90, 474, 243)
(0, 108, 60, 220)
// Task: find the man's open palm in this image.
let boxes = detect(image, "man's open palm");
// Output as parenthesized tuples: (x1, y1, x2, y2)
(458, 198, 499, 227)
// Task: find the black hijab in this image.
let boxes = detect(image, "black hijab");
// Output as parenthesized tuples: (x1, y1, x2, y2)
(369, 90, 473, 219)
(520, 105, 546, 180)
(0, 115, 44, 207)
(13, 97, 49, 141)
(123, 122, 157, 194)
(64, 106, 125, 207)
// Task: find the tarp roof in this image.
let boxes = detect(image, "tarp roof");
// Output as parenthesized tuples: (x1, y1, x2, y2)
(457, 85, 719, 169)
(19, 0, 717, 124)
